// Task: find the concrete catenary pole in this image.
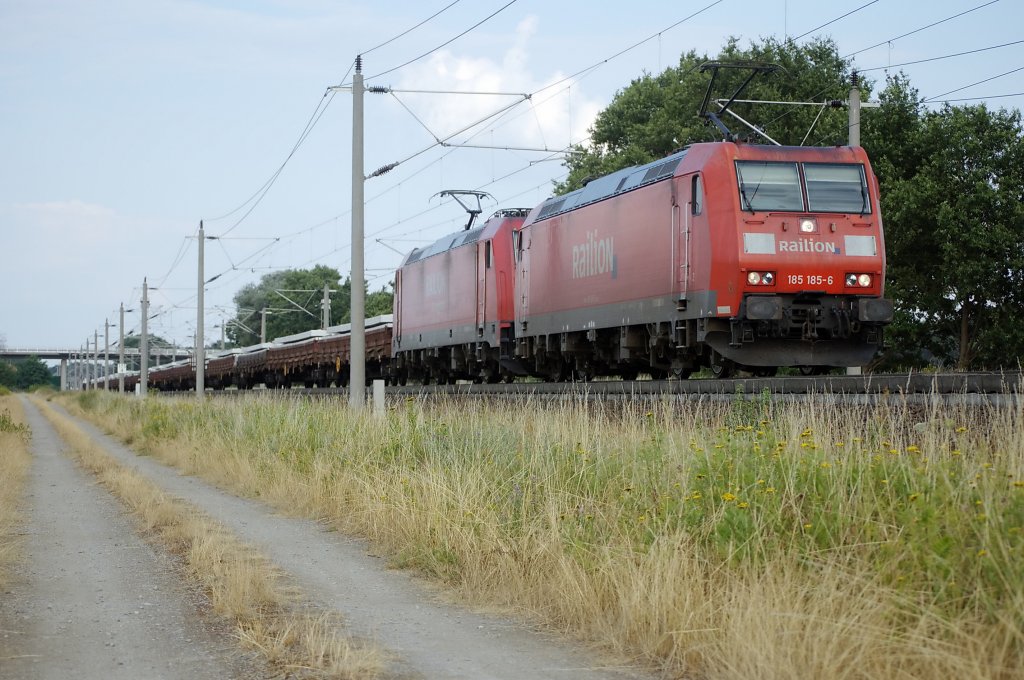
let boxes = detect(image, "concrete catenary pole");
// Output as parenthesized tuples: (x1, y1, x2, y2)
(196, 221, 205, 399)
(118, 303, 125, 393)
(140, 278, 149, 396)
(260, 308, 268, 344)
(847, 71, 864, 377)
(93, 330, 98, 390)
(322, 283, 331, 330)
(104, 319, 110, 390)
(849, 70, 861, 147)
(350, 54, 366, 409)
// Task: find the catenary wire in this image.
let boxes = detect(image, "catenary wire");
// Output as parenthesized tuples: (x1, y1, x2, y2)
(366, 0, 520, 81)
(858, 39, 1024, 72)
(843, 0, 1001, 59)
(361, 0, 464, 56)
(791, 0, 881, 42)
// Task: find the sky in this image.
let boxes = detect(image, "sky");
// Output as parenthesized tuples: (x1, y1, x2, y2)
(1, 0, 1022, 352)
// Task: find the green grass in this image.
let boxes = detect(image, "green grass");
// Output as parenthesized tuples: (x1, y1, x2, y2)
(69, 389, 1024, 678)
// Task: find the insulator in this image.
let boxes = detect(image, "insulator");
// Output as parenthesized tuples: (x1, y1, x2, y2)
(368, 85, 390, 94)
(369, 162, 398, 178)
(355, 54, 362, 73)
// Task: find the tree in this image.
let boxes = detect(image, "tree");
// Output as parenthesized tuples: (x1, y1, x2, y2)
(13, 355, 56, 390)
(866, 96, 1024, 370)
(0, 361, 16, 389)
(227, 266, 394, 347)
(557, 37, 862, 193)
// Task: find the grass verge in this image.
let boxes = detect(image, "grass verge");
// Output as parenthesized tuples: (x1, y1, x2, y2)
(67, 388, 1024, 679)
(0, 396, 31, 587)
(33, 397, 382, 679)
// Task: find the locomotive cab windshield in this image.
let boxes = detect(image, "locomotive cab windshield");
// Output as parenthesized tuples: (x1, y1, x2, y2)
(736, 161, 871, 214)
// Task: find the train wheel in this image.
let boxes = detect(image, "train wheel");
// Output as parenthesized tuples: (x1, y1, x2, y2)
(502, 372, 515, 384)
(710, 353, 735, 379)
(671, 366, 692, 380)
(618, 368, 639, 381)
(752, 367, 778, 377)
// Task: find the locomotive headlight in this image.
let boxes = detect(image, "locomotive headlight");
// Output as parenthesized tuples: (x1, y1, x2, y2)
(846, 273, 857, 287)
(762, 271, 774, 285)
(746, 271, 775, 286)
(857, 273, 872, 287)
(799, 218, 817, 233)
(747, 271, 762, 285)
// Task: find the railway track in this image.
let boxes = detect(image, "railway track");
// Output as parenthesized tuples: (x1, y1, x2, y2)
(194, 371, 1023, 406)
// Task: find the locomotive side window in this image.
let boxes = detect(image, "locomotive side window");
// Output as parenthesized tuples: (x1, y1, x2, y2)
(485, 240, 493, 268)
(804, 163, 870, 214)
(735, 161, 804, 212)
(513, 231, 523, 263)
(691, 175, 703, 215)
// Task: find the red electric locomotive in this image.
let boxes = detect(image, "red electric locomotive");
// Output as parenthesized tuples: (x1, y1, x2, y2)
(393, 207, 529, 384)
(513, 141, 893, 379)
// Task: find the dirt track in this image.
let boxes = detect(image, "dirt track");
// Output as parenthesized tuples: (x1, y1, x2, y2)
(0, 397, 253, 679)
(2, 399, 656, 680)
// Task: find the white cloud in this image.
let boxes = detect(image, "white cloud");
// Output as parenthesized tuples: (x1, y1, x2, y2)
(394, 15, 603, 153)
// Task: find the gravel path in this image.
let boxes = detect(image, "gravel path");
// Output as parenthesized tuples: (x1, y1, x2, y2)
(0, 397, 251, 680)
(57, 402, 658, 680)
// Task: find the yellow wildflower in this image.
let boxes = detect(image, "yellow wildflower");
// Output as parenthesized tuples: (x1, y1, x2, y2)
(722, 492, 737, 502)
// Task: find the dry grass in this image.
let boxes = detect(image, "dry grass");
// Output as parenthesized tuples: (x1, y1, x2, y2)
(66, 388, 1024, 679)
(33, 397, 383, 679)
(0, 396, 31, 587)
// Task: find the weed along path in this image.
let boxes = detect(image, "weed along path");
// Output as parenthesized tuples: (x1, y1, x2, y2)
(56, 402, 656, 680)
(1, 398, 246, 679)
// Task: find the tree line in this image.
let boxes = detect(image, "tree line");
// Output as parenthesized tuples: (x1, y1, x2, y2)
(0, 356, 57, 391)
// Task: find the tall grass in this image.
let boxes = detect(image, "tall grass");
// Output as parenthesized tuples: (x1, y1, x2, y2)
(68, 389, 1024, 679)
(0, 396, 31, 586)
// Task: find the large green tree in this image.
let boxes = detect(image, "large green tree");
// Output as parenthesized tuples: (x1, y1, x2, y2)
(864, 87, 1024, 370)
(227, 266, 393, 347)
(558, 36, 861, 193)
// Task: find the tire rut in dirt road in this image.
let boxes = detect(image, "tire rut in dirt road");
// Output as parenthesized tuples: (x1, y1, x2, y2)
(0, 398, 253, 680)
(60, 403, 659, 680)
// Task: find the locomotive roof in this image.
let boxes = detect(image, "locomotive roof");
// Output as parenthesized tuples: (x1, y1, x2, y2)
(403, 208, 530, 266)
(532, 148, 689, 222)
